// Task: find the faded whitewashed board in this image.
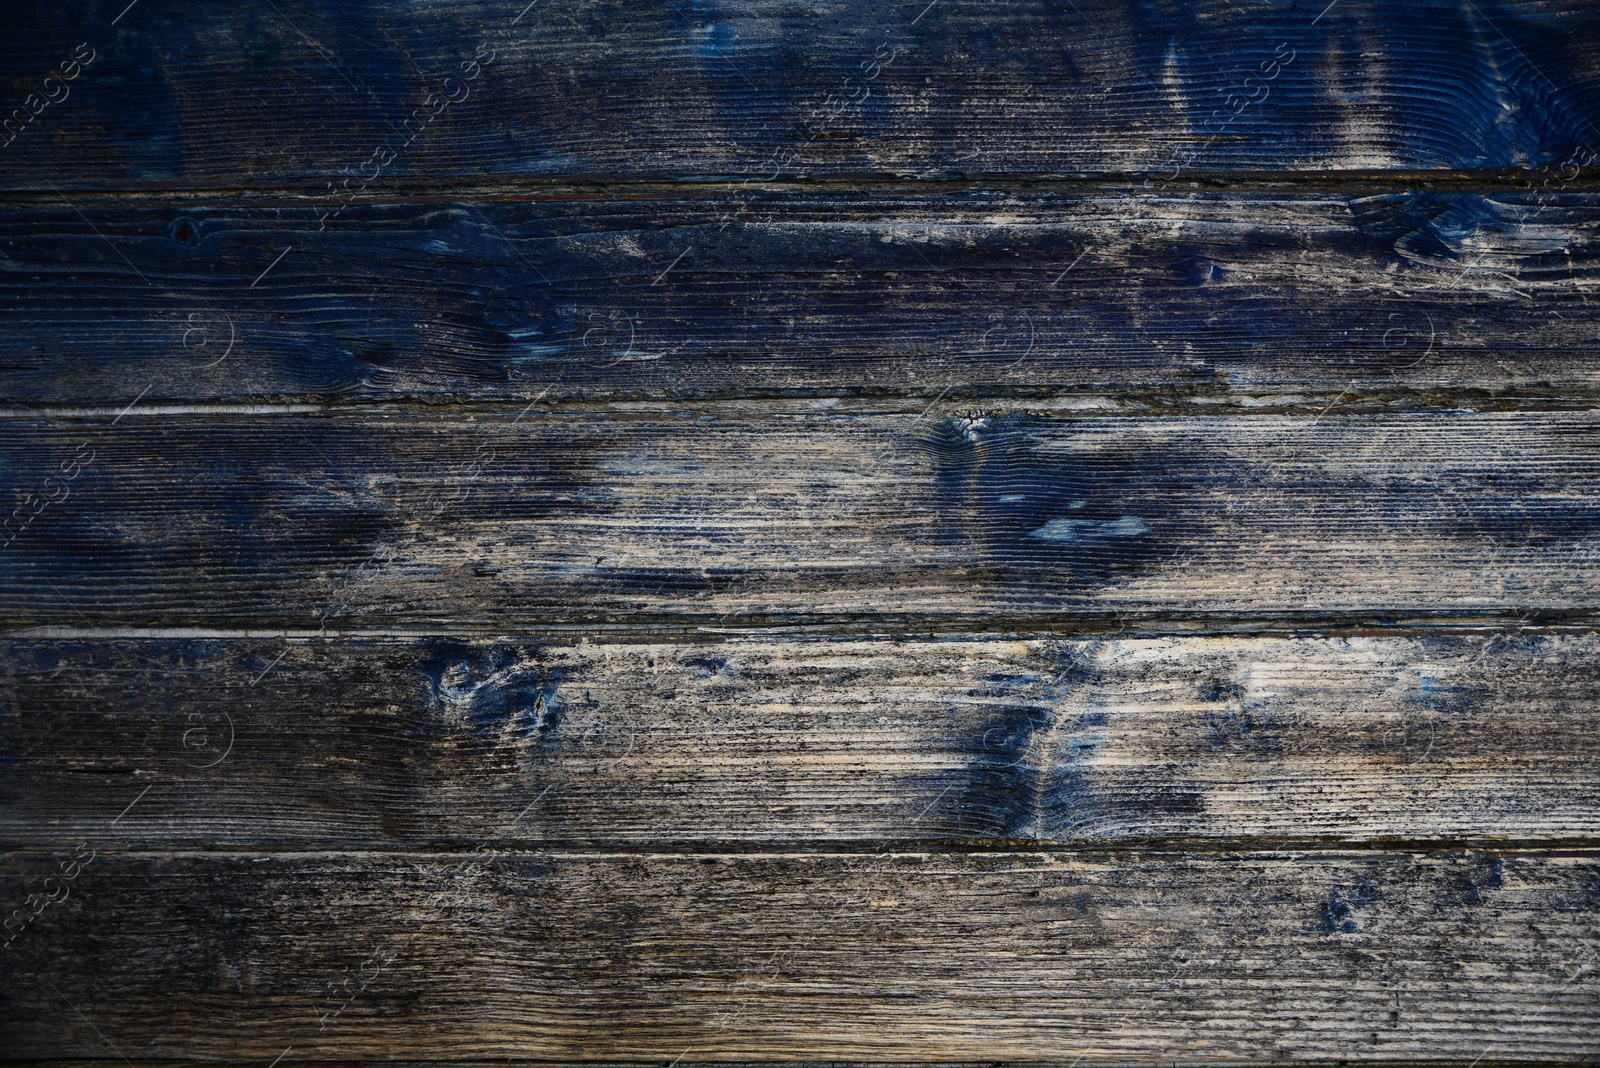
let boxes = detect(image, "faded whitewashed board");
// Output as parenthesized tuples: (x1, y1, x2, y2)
(3, 0, 1600, 1064)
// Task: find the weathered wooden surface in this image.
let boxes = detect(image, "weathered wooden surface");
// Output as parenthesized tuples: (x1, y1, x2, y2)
(2, 850, 1597, 1062)
(2, 634, 1599, 851)
(7, 190, 1600, 405)
(5, 0, 1600, 1062)
(5, 408, 1600, 629)
(4, 1, 1600, 188)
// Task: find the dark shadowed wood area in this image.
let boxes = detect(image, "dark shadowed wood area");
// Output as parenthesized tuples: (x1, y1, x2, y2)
(2, 0, 1598, 1065)
(5, 0, 1600, 188)
(3, 851, 1598, 1063)
(5, 191, 1600, 406)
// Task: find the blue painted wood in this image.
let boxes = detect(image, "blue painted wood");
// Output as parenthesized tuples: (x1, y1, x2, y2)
(2, 190, 1598, 404)
(3, 2, 1600, 1062)
(1, 0, 1599, 187)
(3, 408, 1599, 630)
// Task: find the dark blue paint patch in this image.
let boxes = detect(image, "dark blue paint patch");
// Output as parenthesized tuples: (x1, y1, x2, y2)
(1440, 466, 1600, 548)
(415, 642, 565, 743)
(1314, 878, 1382, 935)
(1198, 672, 1292, 756)
(10, 189, 1600, 406)
(169, 217, 202, 246)
(925, 414, 1190, 587)
(1350, 192, 1575, 280)
(8, 0, 1600, 190)
(74, 24, 185, 183)
(240, 29, 282, 64)
(1378, 666, 1487, 763)
(1171, 254, 1225, 286)
(1445, 0, 1600, 169)
(947, 642, 1190, 844)
(1447, 854, 1506, 908)
(1288, 1, 1596, 169)
(695, 19, 741, 61)
(0, 430, 381, 623)
(1578, 870, 1600, 911)
(0, 411, 571, 625)
(1351, 192, 1481, 263)
(955, 700, 1057, 838)
(696, 657, 732, 679)
(1203, 707, 1281, 754)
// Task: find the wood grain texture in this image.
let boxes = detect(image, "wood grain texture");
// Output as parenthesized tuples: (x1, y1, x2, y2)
(5, 0, 1600, 1061)
(3, 634, 1600, 851)
(4, 408, 1600, 629)
(4, 0, 1600, 188)
(7, 190, 1600, 405)
(3, 850, 1598, 1062)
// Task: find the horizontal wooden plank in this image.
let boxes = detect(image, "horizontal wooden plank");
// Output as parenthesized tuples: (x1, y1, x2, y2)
(2, 849, 1597, 1061)
(7, 190, 1600, 405)
(4, 408, 1600, 629)
(4, 1, 1600, 188)
(3, 634, 1600, 850)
